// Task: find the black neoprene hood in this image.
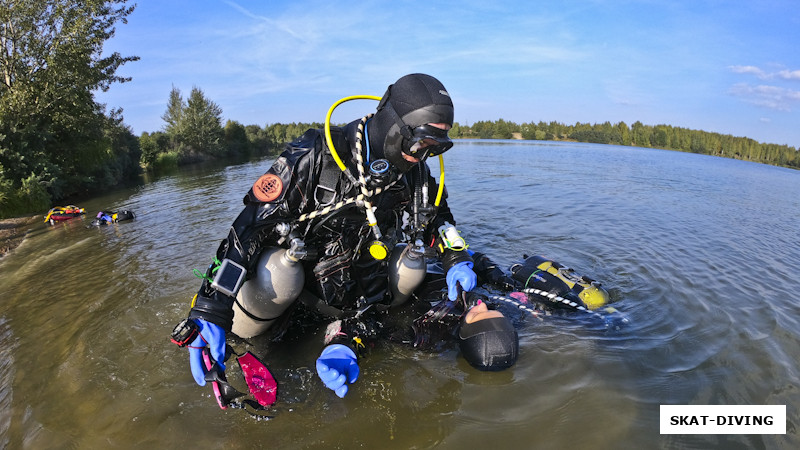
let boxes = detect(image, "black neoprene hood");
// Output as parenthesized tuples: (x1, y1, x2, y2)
(368, 73, 455, 172)
(379, 73, 454, 127)
(458, 316, 519, 371)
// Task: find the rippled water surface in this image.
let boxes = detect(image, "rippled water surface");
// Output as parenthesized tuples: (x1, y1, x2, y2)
(1, 140, 798, 449)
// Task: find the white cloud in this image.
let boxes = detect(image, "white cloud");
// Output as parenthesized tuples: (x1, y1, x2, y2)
(729, 65, 800, 81)
(729, 65, 769, 79)
(729, 83, 800, 111)
(777, 69, 800, 80)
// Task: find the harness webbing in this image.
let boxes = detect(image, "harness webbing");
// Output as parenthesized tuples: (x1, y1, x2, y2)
(294, 116, 401, 227)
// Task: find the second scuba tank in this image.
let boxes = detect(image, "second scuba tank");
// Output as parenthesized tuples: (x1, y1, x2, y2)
(232, 247, 305, 338)
(510, 255, 609, 310)
(388, 243, 427, 307)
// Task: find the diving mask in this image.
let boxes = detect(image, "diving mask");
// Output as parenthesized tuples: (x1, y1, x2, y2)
(404, 124, 453, 159)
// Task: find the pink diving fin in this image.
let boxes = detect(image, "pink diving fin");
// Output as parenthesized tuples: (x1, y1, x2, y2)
(237, 351, 277, 407)
(203, 347, 228, 409)
(201, 348, 241, 409)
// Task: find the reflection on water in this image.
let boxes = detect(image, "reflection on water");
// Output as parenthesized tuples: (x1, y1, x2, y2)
(1, 141, 799, 449)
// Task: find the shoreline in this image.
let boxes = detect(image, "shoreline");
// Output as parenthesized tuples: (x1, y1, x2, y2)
(0, 215, 40, 258)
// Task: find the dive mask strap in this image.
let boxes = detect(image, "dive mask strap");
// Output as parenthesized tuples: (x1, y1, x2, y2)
(378, 94, 415, 140)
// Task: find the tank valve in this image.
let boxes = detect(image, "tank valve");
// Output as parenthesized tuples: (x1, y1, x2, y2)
(286, 237, 308, 262)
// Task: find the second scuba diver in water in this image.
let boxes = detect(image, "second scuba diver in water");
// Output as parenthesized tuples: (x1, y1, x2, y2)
(171, 74, 519, 405)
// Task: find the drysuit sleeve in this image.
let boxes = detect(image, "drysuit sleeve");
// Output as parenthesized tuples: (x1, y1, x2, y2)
(189, 201, 286, 331)
(471, 251, 516, 289)
(189, 130, 321, 331)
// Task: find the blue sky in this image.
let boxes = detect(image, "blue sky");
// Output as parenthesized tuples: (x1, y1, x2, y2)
(96, 0, 800, 148)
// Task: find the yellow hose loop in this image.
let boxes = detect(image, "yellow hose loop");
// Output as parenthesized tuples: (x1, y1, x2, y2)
(325, 95, 382, 172)
(435, 154, 445, 206)
(322, 94, 447, 242)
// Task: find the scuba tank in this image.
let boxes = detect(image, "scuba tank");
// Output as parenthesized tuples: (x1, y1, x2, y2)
(510, 255, 609, 310)
(388, 242, 427, 307)
(232, 246, 305, 338)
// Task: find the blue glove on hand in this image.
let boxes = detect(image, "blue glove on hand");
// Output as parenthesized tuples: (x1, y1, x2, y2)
(446, 261, 477, 300)
(316, 344, 359, 398)
(188, 319, 227, 386)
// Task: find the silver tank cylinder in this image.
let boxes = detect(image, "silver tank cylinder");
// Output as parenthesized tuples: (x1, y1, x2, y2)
(388, 243, 427, 307)
(232, 247, 304, 338)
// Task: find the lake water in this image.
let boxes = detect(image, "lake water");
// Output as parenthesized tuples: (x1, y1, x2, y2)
(1, 140, 798, 449)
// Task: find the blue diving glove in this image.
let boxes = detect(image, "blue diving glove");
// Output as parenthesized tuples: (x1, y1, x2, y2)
(187, 319, 227, 386)
(446, 261, 477, 300)
(316, 344, 359, 398)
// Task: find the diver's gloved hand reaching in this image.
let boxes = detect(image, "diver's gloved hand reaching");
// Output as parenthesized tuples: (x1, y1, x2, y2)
(188, 319, 227, 386)
(447, 261, 477, 300)
(316, 344, 359, 398)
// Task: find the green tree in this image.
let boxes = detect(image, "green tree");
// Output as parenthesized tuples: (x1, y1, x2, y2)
(224, 120, 249, 156)
(160, 86, 224, 158)
(0, 0, 138, 214)
(244, 124, 272, 154)
(161, 86, 186, 138)
(492, 118, 514, 139)
(651, 126, 668, 148)
(183, 87, 223, 155)
(616, 121, 631, 146)
(138, 131, 169, 169)
(631, 121, 649, 147)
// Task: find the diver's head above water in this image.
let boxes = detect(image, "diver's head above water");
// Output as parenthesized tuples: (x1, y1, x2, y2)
(458, 300, 519, 371)
(368, 73, 454, 173)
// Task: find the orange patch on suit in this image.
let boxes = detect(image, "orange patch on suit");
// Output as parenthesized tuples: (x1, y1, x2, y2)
(253, 173, 283, 202)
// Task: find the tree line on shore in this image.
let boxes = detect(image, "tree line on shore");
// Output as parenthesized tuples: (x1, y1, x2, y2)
(2, 0, 798, 219)
(5, 101, 799, 220)
(452, 119, 800, 168)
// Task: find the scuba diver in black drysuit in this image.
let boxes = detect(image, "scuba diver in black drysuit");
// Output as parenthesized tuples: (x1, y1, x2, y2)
(170, 74, 520, 405)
